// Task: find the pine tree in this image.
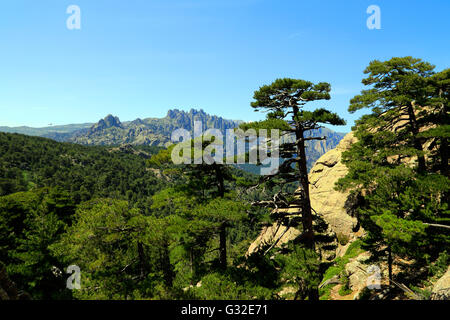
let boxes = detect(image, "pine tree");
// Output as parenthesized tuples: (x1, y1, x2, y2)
(1, 187, 75, 299)
(193, 197, 249, 269)
(337, 57, 450, 288)
(275, 245, 320, 300)
(422, 68, 450, 178)
(52, 198, 182, 299)
(149, 138, 243, 270)
(348, 56, 436, 173)
(242, 78, 346, 300)
(183, 161, 235, 269)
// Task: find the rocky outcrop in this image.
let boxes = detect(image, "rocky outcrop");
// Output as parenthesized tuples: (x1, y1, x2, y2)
(71, 109, 242, 147)
(308, 132, 359, 239)
(431, 267, 450, 300)
(343, 251, 391, 298)
(89, 114, 123, 134)
(247, 132, 360, 256)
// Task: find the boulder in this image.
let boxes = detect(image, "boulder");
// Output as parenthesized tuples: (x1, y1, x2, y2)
(431, 266, 450, 300)
(345, 252, 371, 293)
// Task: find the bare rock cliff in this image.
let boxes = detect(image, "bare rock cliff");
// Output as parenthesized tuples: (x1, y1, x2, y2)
(247, 132, 360, 256)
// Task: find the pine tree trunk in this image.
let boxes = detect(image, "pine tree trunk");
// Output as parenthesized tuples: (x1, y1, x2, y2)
(308, 287, 319, 301)
(407, 104, 426, 174)
(190, 249, 194, 278)
(441, 137, 449, 205)
(215, 165, 225, 198)
(292, 106, 314, 250)
(440, 137, 448, 177)
(137, 241, 147, 279)
(388, 245, 393, 287)
(162, 240, 174, 287)
(219, 223, 227, 269)
(438, 89, 448, 178)
(292, 105, 318, 301)
(215, 165, 228, 269)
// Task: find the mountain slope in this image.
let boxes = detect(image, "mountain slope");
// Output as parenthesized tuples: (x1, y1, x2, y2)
(71, 109, 242, 146)
(0, 123, 93, 141)
(0, 109, 346, 172)
(0, 132, 163, 201)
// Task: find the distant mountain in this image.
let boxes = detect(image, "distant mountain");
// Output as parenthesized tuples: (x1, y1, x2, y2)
(70, 109, 242, 146)
(0, 109, 240, 146)
(303, 127, 346, 170)
(0, 123, 93, 141)
(0, 109, 346, 172)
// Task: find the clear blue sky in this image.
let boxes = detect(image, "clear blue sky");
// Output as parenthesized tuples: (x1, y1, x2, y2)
(0, 0, 449, 132)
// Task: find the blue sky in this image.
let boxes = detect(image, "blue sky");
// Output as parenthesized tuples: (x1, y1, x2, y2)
(0, 0, 449, 132)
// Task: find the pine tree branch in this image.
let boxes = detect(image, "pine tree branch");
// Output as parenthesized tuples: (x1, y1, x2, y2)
(423, 223, 450, 230)
(303, 136, 326, 141)
(263, 220, 292, 256)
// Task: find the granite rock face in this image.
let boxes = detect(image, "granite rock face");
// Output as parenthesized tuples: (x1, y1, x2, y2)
(308, 132, 359, 239)
(247, 132, 360, 256)
(431, 267, 450, 300)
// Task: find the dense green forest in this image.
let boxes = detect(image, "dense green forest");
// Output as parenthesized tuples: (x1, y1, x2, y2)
(0, 56, 449, 300)
(0, 132, 279, 299)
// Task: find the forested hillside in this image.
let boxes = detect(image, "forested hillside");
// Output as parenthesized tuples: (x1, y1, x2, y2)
(0, 56, 448, 301)
(0, 133, 164, 203)
(0, 123, 93, 140)
(0, 132, 278, 299)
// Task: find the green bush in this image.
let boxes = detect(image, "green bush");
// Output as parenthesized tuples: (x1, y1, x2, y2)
(338, 273, 352, 296)
(429, 251, 449, 277)
(319, 239, 364, 299)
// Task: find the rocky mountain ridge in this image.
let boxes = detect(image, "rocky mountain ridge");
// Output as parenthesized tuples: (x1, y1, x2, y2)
(0, 109, 346, 172)
(71, 109, 242, 146)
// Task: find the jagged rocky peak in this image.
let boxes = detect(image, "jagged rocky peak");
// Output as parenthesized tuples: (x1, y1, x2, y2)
(103, 114, 122, 128)
(189, 108, 206, 116)
(90, 114, 122, 133)
(130, 118, 144, 125)
(163, 108, 240, 133)
(166, 109, 180, 119)
(166, 108, 206, 119)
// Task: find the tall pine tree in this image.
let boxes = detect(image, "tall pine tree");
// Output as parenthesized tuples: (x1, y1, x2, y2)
(337, 57, 450, 288)
(242, 78, 346, 299)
